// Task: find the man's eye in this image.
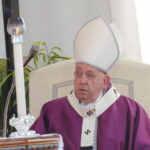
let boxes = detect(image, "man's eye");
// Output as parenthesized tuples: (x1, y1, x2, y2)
(75, 72, 82, 77)
(86, 73, 95, 79)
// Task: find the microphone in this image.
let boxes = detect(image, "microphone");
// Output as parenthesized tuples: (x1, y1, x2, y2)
(3, 45, 39, 137)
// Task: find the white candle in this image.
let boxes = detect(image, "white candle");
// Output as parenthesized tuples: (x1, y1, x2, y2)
(13, 41, 27, 117)
(7, 18, 27, 118)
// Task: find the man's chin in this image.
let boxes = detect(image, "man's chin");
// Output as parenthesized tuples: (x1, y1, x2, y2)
(76, 94, 88, 102)
(75, 91, 89, 101)
(76, 93, 95, 104)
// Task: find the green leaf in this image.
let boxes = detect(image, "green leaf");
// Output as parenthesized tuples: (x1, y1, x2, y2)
(33, 55, 39, 68)
(0, 72, 13, 88)
(42, 54, 47, 64)
(50, 51, 60, 57)
(51, 46, 62, 51)
(34, 41, 46, 46)
(0, 59, 7, 73)
(38, 49, 47, 52)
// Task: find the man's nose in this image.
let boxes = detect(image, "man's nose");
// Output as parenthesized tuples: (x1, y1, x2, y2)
(80, 74, 88, 83)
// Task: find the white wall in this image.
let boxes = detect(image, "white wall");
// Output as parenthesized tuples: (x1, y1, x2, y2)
(0, 2, 6, 58)
(110, 0, 141, 62)
(19, 0, 111, 57)
(0, 0, 143, 61)
(135, 0, 150, 64)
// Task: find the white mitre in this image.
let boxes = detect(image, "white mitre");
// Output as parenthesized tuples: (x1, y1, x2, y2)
(74, 17, 123, 73)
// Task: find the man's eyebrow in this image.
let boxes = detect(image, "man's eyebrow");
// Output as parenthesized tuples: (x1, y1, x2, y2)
(75, 66, 82, 70)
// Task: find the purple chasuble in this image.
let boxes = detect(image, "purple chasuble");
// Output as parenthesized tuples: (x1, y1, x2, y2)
(31, 96, 150, 150)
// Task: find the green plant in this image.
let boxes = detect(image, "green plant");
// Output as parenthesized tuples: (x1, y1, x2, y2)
(31, 41, 71, 68)
(25, 41, 71, 111)
(0, 42, 71, 136)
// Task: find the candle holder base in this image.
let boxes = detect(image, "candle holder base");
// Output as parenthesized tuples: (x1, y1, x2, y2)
(9, 114, 39, 137)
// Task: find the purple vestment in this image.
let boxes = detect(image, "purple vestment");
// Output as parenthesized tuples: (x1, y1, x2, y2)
(31, 95, 150, 150)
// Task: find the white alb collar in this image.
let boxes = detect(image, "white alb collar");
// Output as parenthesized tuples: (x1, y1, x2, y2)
(67, 86, 120, 117)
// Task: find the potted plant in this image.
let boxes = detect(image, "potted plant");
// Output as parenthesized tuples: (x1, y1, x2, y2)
(0, 41, 71, 136)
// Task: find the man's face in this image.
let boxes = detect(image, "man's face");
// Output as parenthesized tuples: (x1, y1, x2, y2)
(74, 62, 110, 104)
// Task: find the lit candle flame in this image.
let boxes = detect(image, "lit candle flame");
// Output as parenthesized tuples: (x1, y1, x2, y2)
(16, 27, 20, 35)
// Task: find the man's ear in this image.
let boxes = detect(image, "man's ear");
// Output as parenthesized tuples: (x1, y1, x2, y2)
(104, 75, 110, 88)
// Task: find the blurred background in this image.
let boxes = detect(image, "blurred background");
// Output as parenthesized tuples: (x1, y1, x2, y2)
(0, 0, 150, 64)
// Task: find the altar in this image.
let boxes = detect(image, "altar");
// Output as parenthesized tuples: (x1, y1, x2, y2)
(0, 134, 63, 150)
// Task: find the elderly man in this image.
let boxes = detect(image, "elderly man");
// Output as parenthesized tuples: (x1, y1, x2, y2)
(31, 17, 150, 150)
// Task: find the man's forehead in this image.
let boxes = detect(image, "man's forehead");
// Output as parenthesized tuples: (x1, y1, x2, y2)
(76, 62, 99, 71)
(75, 62, 107, 75)
(76, 62, 93, 67)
